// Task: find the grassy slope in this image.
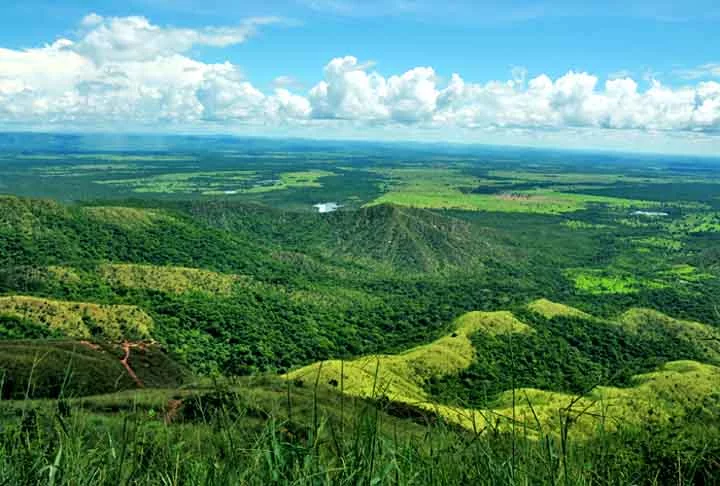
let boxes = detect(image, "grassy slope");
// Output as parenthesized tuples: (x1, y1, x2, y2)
(0, 195, 281, 277)
(618, 307, 720, 361)
(526, 298, 592, 319)
(288, 299, 720, 436)
(288, 311, 530, 403)
(0, 296, 153, 339)
(322, 205, 509, 273)
(0, 340, 188, 399)
(96, 263, 242, 296)
(2, 195, 719, 438)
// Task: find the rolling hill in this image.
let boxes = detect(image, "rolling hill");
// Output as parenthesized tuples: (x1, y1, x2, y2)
(288, 299, 720, 437)
(184, 200, 515, 273)
(0, 295, 153, 340)
(0, 340, 188, 399)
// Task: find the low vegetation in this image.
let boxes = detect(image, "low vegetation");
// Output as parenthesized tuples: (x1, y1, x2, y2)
(292, 302, 720, 435)
(287, 311, 530, 408)
(0, 340, 187, 399)
(0, 296, 153, 340)
(97, 263, 243, 296)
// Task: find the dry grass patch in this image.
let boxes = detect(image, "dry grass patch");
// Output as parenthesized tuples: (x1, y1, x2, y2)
(287, 311, 531, 424)
(527, 298, 591, 320)
(619, 308, 720, 362)
(98, 263, 244, 296)
(0, 296, 153, 340)
(83, 206, 176, 230)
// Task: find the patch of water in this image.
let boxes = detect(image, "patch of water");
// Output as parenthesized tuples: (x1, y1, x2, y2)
(314, 202, 341, 213)
(632, 210, 669, 217)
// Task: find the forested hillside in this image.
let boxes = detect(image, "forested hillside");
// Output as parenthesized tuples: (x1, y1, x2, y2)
(0, 195, 532, 375)
(2, 194, 720, 377)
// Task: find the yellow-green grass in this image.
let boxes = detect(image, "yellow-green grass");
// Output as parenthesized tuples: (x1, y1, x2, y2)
(96, 171, 257, 194)
(244, 170, 335, 193)
(34, 164, 140, 175)
(634, 237, 683, 251)
(97, 170, 334, 195)
(486, 171, 720, 186)
(566, 270, 667, 295)
(0, 296, 152, 340)
(670, 212, 720, 234)
(617, 218, 655, 228)
(659, 264, 714, 282)
(618, 308, 720, 362)
(0, 196, 72, 233)
(55, 262, 369, 309)
(487, 170, 663, 184)
(482, 360, 720, 437)
(46, 266, 83, 285)
(56, 262, 364, 308)
(526, 298, 591, 320)
(491, 307, 720, 436)
(665, 263, 697, 276)
(83, 206, 177, 230)
(367, 168, 658, 214)
(288, 302, 720, 436)
(97, 263, 244, 296)
(287, 311, 531, 419)
(561, 220, 609, 230)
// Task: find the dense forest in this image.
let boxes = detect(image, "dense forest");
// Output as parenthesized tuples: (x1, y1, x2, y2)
(2, 192, 719, 379)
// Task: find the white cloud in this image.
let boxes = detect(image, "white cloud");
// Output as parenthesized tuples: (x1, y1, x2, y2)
(304, 61, 720, 133)
(385, 67, 438, 123)
(196, 67, 263, 121)
(674, 63, 720, 80)
(309, 56, 389, 120)
(267, 89, 313, 120)
(81, 13, 104, 27)
(0, 14, 718, 149)
(308, 57, 438, 123)
(0, 15, 290, 126)
(272, 75, 305, 90)
(72, 14, 281, 64)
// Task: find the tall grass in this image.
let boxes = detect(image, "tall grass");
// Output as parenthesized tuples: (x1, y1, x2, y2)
(1, 370, 719, 485)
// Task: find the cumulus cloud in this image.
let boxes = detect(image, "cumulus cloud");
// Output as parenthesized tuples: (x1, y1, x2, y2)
(0, 14, 718, 139)
(309, 56, 389, 120)
(0, 15, 298, 126)
(71, 14, 281, 64)
(306, 60, 720, 133)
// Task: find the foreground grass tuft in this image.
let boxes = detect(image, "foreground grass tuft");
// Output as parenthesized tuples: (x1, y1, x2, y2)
(1, 376, 718, 485)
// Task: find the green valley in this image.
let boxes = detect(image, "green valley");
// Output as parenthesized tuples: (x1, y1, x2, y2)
(1, 137, 720, 484)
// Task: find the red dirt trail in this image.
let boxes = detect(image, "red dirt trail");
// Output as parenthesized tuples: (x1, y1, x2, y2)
(78, 340, 101, 350)
(120, 341, 145, 388)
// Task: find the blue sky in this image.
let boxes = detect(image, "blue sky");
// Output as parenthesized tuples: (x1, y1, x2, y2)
(0, 0, 719, 154)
